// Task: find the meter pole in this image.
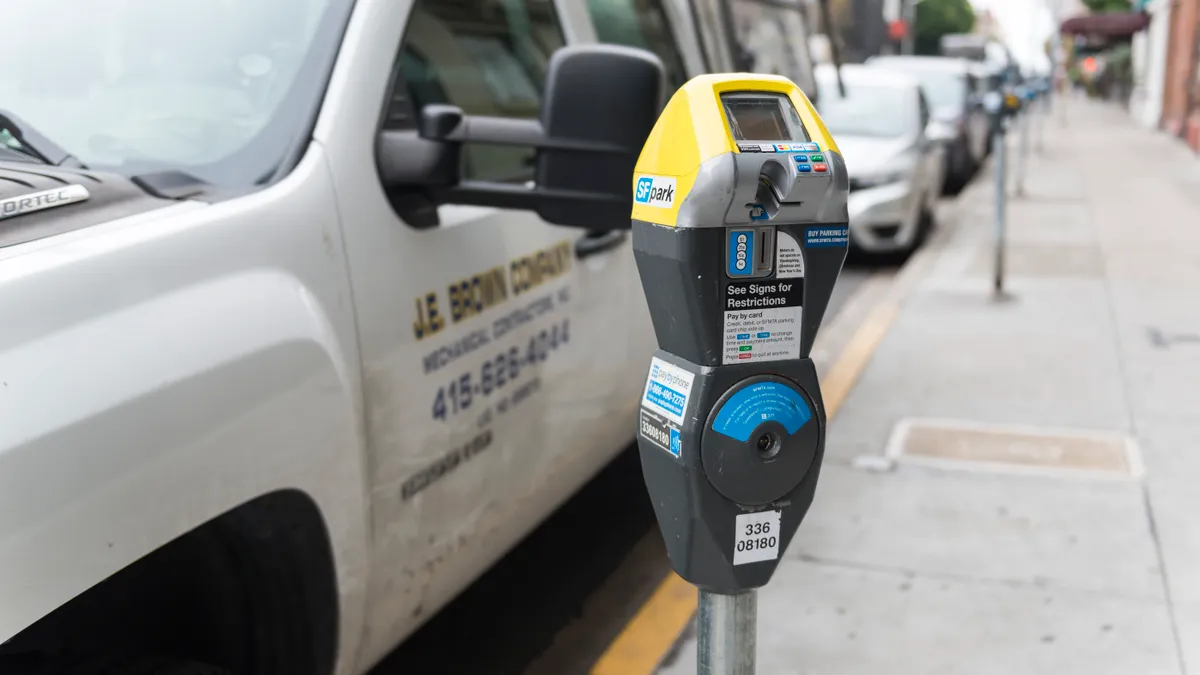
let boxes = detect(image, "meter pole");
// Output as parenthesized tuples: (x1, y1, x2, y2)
(993, 124, 1007, 296)
(1015, 105, 1030, 197)
(697, 590, 757, 675)
(1035, 94, 1045, 154)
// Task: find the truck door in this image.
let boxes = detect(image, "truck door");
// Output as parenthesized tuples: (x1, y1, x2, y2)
(579, 0, 703, 411)
(331, 0, 638, 662)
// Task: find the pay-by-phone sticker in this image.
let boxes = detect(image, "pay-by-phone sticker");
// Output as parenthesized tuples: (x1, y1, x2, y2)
(640, 358, 694, 459)
(733, 509, 781, 565)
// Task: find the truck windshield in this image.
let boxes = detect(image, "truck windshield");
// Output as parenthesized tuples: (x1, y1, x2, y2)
(0, 0, 353, 187)
(730, 1, 818, 102)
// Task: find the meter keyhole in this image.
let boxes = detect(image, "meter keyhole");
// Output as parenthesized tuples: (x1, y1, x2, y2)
(756, 431, 781, 460)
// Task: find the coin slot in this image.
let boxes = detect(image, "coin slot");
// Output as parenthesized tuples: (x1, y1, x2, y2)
(758, 229, 773, 269)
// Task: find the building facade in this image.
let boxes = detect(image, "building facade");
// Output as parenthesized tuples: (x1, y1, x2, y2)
(1161, 0, 1200, 149)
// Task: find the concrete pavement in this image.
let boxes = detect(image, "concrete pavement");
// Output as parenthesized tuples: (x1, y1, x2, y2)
(658, 99, 1200, 675)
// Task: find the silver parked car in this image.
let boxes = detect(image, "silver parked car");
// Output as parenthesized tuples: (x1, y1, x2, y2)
(815, 64, 943, 255)
(866, 55, 991, 192)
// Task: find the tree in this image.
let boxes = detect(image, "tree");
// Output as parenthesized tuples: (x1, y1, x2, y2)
(913, 0, 976, 56)
(1081, 0, 1132, 11)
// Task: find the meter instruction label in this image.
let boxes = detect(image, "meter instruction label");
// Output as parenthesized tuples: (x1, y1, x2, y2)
(734, 510, 781, 565)
(723, 280, 802, 365)
(775, 231, 804, 279)
(634, 174, 677, 209)
(711, 381, 812, 442)
(640, 408, 682, 458)
(641, 357, 695, 425)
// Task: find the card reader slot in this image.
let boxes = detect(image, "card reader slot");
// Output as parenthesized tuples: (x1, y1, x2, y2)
(754, 177, 781, 220)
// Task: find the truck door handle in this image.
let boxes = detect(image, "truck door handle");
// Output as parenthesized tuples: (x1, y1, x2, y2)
(574, 230, 628, 259)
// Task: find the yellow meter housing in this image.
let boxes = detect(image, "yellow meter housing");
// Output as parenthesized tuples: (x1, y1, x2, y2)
(631, 74, 846, 229)
(629, 72, 850, 366)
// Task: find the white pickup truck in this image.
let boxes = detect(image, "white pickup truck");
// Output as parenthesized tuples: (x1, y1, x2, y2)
(0, 1, 819, 673)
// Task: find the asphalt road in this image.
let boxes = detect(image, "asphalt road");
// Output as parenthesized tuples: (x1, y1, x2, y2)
(369, 264, 876, 675)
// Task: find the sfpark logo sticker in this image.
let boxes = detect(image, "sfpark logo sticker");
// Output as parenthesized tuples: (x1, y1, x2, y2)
(634, 174, 676, 209)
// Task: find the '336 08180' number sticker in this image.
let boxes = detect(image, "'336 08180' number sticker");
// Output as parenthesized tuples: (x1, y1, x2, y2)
(733, 510, 781, 565)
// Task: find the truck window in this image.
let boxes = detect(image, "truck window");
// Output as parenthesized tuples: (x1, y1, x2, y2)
(585, 0, 688, 91)
(729, 1, 817, 101)
(395, 0, 566, 183)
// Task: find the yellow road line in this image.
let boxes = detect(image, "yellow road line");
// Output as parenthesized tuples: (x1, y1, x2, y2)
(589, 299, 902, 675)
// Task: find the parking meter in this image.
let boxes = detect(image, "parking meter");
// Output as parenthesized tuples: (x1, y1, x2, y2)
(985, 87, 1022, 295)
(984, 88, 1023, 135)
(631, 74, 848, 599)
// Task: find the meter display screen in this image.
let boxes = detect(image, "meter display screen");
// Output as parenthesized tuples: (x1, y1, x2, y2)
(721, 93, 810, 142)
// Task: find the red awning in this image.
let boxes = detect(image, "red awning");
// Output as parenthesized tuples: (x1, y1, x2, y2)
(1061, 11, 1150, 37)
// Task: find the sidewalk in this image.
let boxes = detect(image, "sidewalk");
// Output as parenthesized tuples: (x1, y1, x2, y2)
(659, 99, 1200, 675)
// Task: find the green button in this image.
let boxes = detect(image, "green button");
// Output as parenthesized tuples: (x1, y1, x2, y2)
(810, 154, 825, 162)
(739, 345, 753, 352)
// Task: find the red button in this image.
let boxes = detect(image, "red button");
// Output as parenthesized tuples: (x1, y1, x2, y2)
(813, 163, 828, 172)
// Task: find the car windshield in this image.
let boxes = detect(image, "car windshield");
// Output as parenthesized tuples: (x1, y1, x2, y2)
(815, 80, 911, 138)
(875, 64, 967, 112)
(0, 0, 353, 187)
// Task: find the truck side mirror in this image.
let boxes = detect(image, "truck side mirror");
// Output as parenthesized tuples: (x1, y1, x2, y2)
(377, 45, 665, 231)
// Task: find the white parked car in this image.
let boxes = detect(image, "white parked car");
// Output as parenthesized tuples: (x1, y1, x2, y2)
(814, 64, 944, 255)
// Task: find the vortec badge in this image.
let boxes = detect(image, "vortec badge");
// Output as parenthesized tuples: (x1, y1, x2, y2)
(0, 185, 90, 221)
(634, 175, 676, 209)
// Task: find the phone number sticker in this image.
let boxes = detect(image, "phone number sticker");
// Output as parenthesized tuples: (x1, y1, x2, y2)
(733, 510, 781, 565)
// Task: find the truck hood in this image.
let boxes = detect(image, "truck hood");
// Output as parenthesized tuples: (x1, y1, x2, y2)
(0, 160, 178, 249)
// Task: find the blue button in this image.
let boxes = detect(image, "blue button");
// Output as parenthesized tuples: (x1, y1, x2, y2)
(793, 155, 808, 162)
(797, 164, 812, 173)
(756, 332, 770, 338)
(736, 333, 751, 340)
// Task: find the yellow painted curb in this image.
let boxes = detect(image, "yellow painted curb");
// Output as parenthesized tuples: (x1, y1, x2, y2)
(819, 302, 899, 420)
(589, 572, 697, 675)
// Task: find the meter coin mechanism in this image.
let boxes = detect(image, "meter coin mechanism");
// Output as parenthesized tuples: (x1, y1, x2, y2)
(631, 74, 849, 593)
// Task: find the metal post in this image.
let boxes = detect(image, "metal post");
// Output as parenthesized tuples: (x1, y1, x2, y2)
(1015, 106, 1030, 196)
(1035, 94, 1046, 154)
(992, 128, 1007, 296)
(901, 0, 916, 55)
(698, 590, 757, 675)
